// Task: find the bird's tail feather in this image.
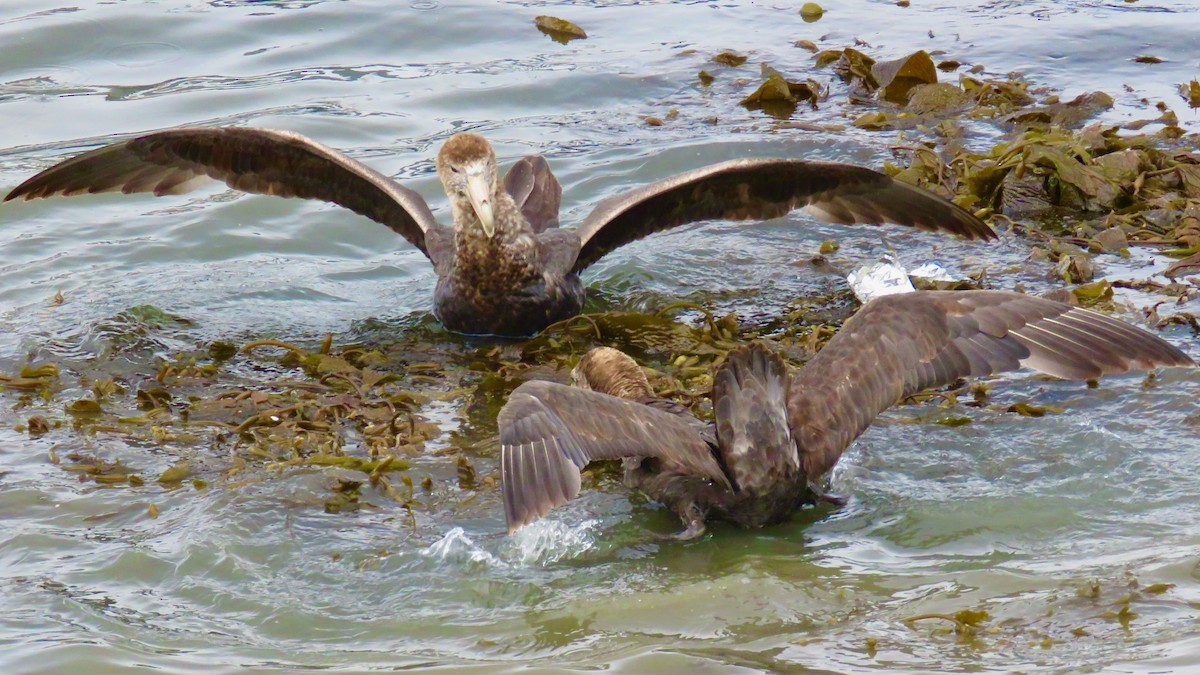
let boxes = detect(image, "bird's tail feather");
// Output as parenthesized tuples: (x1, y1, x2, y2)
(712, 343, 797, 493)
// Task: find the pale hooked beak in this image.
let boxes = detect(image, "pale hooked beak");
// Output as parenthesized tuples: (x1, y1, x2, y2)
(464, 173, 495, 238)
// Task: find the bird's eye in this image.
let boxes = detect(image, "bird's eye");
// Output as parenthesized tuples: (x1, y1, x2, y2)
(450, 167, 460, 174)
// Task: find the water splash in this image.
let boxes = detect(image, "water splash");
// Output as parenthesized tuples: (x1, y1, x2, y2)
(422, 519, 601, 571)
(503, 518, 601, 567)
(421, 527, 502, 569)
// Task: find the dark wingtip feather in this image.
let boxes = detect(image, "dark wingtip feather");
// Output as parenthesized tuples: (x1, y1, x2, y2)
(6, 176, 44, 201)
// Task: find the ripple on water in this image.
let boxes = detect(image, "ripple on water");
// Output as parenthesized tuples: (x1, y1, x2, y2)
(2, 0, 1200, 672)
(104, 42, 183, 69)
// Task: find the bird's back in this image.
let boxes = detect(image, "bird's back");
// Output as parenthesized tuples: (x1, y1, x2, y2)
(709, 344, 809, 526)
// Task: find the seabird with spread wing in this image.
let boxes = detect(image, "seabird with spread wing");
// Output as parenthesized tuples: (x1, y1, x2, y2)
(5, 128, 994, 336)
(499, 290, 1194, 537)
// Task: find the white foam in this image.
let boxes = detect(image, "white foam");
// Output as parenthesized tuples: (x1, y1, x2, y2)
(422, 527, 503, 568)
(422, 519, 601, 570)
(504, 518, 600, 566)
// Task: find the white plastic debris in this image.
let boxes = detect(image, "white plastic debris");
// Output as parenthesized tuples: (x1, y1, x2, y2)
(908, 262, 957, 282)
(847, 257, 915, 303)
(848, 259, 966, 303)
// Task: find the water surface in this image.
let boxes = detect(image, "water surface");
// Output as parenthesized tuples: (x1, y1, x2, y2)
(2, 1, 1199, 672)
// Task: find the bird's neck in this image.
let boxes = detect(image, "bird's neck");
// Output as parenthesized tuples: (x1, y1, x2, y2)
(452, 194, 539, 279)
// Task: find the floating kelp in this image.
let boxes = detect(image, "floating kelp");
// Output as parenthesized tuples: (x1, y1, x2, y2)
(1002, 91, 1114, 130)
(904, 608, 991, 638)
(888, 121, 1200, 255)
(712, 51, 748, 67)
(1163, 250, 1200, 278)
(1182, 79, 1200, 108)
(823, 47, 877, 92)
(53, 450, 142, 487)
(740, 64, 820, 118)
(1055, 246, 1097, 284)
(810, 43, 1200, 276)
(906, 83, 972, 115)
(65, 398, 103, 416)
(872, 50, 938, 104)
(157, 461, 191, 484)
(15, 294, 864, 522)
(0, 362, 60, 394)
(698, 40, 1196, 279)
(25, 415, 51, 435)
(1006, 401, 1064, 417)
(894, 571, 1185, 651)
(1069, 280, 1116, 308)
(799, 3, 824, 21)
(534, 16, 587, 43)
(324, 478, 363, 514)
(817, 48, 940, 105)
(961, 75, 1037, 111)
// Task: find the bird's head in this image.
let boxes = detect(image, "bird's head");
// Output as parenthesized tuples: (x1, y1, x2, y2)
(571, 347, 654, 400)
(437, 132, 499, 238)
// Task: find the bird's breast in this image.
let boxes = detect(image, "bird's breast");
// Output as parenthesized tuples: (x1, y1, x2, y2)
(433, 266, 584, 337)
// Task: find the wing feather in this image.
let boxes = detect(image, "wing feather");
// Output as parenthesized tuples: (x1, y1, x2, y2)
(5, 127, 443, 263)
(789, 290, 1195, 480)
(570, 159, 994, 272)
(502, 155, 562, 233)
(498, 380, 730, 532)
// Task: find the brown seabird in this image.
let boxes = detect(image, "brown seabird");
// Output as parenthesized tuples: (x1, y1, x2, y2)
(4, 128, 995, 336)
(499, 290, 1195, 537)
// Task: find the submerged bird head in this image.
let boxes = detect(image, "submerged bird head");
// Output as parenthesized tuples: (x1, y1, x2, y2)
(571, 347, 654, 400)
(436, 132, 500, 238)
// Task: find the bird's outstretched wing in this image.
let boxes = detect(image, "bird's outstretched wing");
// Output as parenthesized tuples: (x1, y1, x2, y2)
(4, 127, 442, 262)
(788, 290, 1195, 480)
(712, 343, 796, 495)
(499, 380, 731, 533)
(569, 159, 995, 273)
(503, 155, 562, 233)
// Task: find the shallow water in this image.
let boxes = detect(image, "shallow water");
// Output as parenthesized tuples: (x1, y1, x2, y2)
(2, 0, 1200, 672)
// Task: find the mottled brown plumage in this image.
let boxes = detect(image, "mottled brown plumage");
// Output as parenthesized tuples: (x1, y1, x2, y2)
(499, 291, 1195, 537)
(6, 127, 996, 336)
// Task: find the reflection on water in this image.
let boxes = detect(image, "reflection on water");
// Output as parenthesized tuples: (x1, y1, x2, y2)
(2, 0, 1199, 672)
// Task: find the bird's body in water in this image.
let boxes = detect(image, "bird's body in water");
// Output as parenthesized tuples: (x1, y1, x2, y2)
(499, 290, 1195, 538)
(6, 128, 996, 337)
(425, 133, 582, 335)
